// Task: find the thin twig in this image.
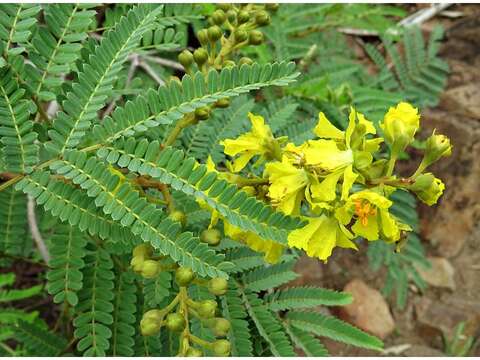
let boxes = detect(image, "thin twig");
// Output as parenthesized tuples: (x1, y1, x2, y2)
(27, 195, 50, 263)
(141, 55, 185, 71)
(138, 59, 165, 86)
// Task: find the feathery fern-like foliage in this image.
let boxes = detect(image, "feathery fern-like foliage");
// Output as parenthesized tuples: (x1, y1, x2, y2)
(243, 261, 298, 292)
(0, 188, 27, 255)
(91, 61, 299, 145)
(110, 271, 137, 356)
(74, 247, 115, 356)
(46, 4, 163, 155)
(287, 311, 384, 351)
(241, 290, 296, 356)
(0, 66, 38, 173)
(46, 225, 88, 306)
(265, 286, 353, 311)
(97, 140, 304, 246)
(283, 323, 329, 356)
(49, 150, 232, 278)
(28, 4, 97, 101)
(0, 4, 41, 57)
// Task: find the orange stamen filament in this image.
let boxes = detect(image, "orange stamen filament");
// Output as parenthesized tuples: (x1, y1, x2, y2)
(354, 199, 377, 226)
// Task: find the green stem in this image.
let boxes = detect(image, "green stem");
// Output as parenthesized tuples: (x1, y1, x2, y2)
(0, 175, 23, 192)
(385, 154, 397, 177)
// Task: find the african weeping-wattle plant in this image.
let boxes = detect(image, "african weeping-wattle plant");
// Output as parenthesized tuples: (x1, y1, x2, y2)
(0, 3, 451, 357)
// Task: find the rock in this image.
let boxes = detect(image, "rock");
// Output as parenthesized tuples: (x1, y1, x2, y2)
(403, 344, 445, 357)
(415, 297, 480, 340)
(416, 257, 456, 290)
(339, 279, 395, 339)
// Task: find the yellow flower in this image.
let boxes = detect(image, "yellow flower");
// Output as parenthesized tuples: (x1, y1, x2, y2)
(288, 215, 357, 261)
(409, 173, 445, 206)
(335, 189, 407, 242)
(264, 157, 310, 215)
(220, 113, 281, 172)
(380, 102, 420, 155)
(224, 221, 284, 263)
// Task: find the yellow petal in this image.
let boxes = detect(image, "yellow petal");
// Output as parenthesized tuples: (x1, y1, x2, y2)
(379, 209, 400, 242)
(350, 190, 392, 209)
(314, 112, 345, 139)
(231, 151, 256, 172)
(248, 112, 272, 139)
(310, 171, 342, 202)
(288, 216, 323, 251)
(304, 140, 354, 171)
(352, 215, 379, 241)
(305, 216, 338, 260)
(341, 165, 358, 201)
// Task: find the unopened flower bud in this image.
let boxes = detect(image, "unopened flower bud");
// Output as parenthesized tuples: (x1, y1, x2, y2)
(255, 11, 270, 26)
(141, 260, 160, 278)
(211, 318, 231, 337)
(212, 9, 226, 25)
(198, 299, 217, 319)
(380, 102, 420, 156)
(178, 50, 194, 68)
(193, 48, 208, 66)
(130, 256, 145, 272)
(248, 30, 263, 45)
(214, 98, 230, 108)
(237, 10, 250, 24)
(239, 57, 253, 66)
(169, 210, 187, 227)
(175, 266, 195, 286)
(212, 339, 231, 356)
(195, 106, 210, 121)
(133, 244, 153, 258)
(208, 25, 223, 42)
(409, 173, 445, 206)
(165, 313, 186, 332)
(234, 29, 248, 43)
(197, 29, 209, 46)
(422, 130, 452, 169)
(208, 277, 228, 296)
(200, 228, 222, 246)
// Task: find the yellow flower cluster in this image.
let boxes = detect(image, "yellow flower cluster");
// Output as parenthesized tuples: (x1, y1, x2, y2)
(211, 103, 451, 262)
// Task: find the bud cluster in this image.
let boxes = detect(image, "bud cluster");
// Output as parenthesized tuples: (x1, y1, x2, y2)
(136, 255, 231, 356)
(176, 4, 278, 124)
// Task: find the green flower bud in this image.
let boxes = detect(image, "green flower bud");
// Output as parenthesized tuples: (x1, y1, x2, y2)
(380, 102, 420, 156)
(178, 50, 194, 68)
(130, 256, 145, 272)
(266, 3, 279, 12)
(186, 347, 203, 357)
(207, 25, 223, 42)
(193, 48, 208, 67)
(421, 130, 452, 169)
(133, 244, 153, 258)
(175, 267, 195, 286)
(239, 57, 253, 66)
(208, 277, 228, 296)
(237, 10, 250, 24)
(195, 106, 210, 121)
(409, 173, 445, 206)
(226, 9, 237, 24)
(223, 60, 236, 68)
(140, 317, 161, 336)
(212, 339, 231, 356)
(197, 29, 209, 46)
(165, 313, 186, 332)
(200, 228, 222, 246)
(169, 210, 186, 227)
(234, 29, 248, 43)
(211, 318, 230, 337)
(212, 9, 226, 25)
(214, 98, 230, 108)
(255, 11, 271, 26)
(217, 3, 231, 11)
(248, 30, 264, 45)
(143, 309, 163, 322)
(141, 260, 160, 278)
(197, 299, 217, 319)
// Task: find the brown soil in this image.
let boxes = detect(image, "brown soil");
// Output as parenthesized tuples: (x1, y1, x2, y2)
(294, 4, 480, 356)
